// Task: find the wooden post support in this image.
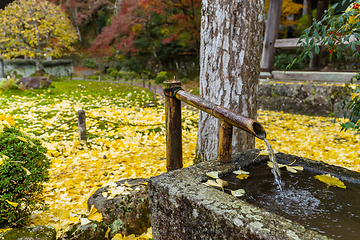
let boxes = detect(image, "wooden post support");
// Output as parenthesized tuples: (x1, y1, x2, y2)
(153, 87, 157, 101)
(261, 0, 283, 71)
(77, 110, 87, 142)
(164, 80, 182, 171)
(218, 120, 233, 163)
(142, 77, 145, 88)
(149, 81, 151, 91)
(309, 0, 329, 70)
(131, 78, 133, 85)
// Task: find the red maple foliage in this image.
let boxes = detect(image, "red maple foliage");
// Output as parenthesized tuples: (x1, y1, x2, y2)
(90, 0, 201, 58)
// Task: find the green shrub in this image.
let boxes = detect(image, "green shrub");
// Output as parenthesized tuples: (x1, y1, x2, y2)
(110, 70, 119, 79)
(0, 116, 51, 227)
(0, 78, 19, 91)
(106, 68, 116, 74)
(87, 75, 100, 80)
(119, 71, 137, 81)
(274, 50, 306, 70)
(155, 71, 168, 84)
(84, 59, 97, 69)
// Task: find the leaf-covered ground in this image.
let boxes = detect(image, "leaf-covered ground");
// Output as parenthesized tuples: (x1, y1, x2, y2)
(1, 80, 359, 238)
(256, 110, 360, 172)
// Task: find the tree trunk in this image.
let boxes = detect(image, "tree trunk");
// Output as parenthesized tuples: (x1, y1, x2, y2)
(196, 0, 264, 163)
(35, 57, 45, 75)
(261, 0, 283, 71)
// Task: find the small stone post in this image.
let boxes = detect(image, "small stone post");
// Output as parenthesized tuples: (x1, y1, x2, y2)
(164, 80, 182, 171)
(153, 87, 157, 101)
(142, 77, 145, 88)
(77, 110, 87, 142)
(98, 74, 101, 81)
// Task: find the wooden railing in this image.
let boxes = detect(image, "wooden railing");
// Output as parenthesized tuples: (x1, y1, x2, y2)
(164, 80, 266, 172)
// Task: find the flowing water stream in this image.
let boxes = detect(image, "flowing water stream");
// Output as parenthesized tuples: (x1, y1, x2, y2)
(263, 138, 282, 191)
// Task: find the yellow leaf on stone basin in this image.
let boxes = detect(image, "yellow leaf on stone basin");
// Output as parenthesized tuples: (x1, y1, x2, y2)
(314, 174, 346, 189)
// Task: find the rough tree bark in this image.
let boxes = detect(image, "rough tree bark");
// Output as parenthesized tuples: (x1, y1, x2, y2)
(196, 0, 264, 163)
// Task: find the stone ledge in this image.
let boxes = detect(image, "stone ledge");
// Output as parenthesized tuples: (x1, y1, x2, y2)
(258, 82, 347, 117)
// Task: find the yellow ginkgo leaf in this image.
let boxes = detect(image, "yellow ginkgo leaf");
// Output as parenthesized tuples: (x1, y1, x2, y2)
(233, 168, 249, 175)
(68, 216, 80, 225)
(203, 179, 228, 193)
(111, 233, 123, 240)
(88, 205, 103, 222)
(0, 228, 12, 233)
(285, 165, 303, 173)
(6, 200, 18, 207)
(105, 228, 111, 239)
(206, 171, 219, 179)
(216, 178, 228, 188)
(21, 167, 31, 175)
(123, 234, 135, 240)
(314, 174, 346, 189)
(267, 161, 303, 173)
(253, 149, 279, 161)
(16, 136, 28, 143)
(123, 181, 131, 187)
(231, 189, 245, 197)
(236, 174, 249, 180)
(80, 218, 91, 226)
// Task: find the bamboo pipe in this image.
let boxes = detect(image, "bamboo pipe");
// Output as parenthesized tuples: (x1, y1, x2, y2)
(174, 89, 266, 140)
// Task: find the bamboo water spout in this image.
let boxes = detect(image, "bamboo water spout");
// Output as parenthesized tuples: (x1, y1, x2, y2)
(164, 80, 266, 171)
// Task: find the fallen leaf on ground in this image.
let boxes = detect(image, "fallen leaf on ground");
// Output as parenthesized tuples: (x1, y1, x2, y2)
(88, 205, 103, 222)
(6, 200, 18, 207)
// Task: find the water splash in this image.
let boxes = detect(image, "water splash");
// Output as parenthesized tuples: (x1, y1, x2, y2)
(264, 138, 282, 191)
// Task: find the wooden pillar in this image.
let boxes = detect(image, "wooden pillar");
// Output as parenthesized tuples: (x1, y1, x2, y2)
(0, 59, 4, 78)
(164, 80, 182, 171)
(218, 120, 233, 163)
(309, 0, 329, 70)
(261, 0, 283, 71)
(142, 77, 145, 88)
(77, 110, 87, 142)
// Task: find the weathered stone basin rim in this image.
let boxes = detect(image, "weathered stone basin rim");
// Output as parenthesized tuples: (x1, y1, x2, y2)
(148, 149, 360, 240)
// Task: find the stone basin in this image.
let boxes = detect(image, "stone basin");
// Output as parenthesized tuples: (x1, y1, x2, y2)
(148, 149, 360, 240)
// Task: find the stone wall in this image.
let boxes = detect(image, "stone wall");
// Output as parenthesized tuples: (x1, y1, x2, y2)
(1, 59, 73, 77)
(258, 82, 347, 117)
